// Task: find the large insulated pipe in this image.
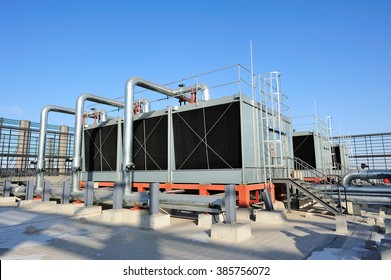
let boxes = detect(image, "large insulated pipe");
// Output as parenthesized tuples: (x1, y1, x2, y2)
(36, 105, 75, 192)
(123, 77, 210, 195)
(342, 170, 391, 188)
(72, 94, 124, 193)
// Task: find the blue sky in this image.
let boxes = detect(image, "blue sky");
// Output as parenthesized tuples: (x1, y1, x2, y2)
(0, 0, 390, 136)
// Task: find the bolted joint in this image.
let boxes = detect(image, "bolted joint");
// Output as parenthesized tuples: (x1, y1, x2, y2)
(73, 166, 82, 172)
(125, 163, 135, 172)
(36, 168, 45, 173)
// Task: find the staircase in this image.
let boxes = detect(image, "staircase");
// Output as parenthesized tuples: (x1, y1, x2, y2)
(273, 157, 343, 215)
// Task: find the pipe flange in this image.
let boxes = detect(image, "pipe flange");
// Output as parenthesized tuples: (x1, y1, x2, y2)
(125, 163, 135, 172)
(73, 166, 82, 172)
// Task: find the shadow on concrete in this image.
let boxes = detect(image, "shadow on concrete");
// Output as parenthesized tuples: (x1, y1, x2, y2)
(0, 204, 370, 260)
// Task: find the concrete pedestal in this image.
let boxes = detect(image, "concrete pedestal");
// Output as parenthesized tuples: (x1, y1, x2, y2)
(0, 197, 18, 207)
(197, 213, 223, 228)
(346, 202, 361, 216)
(211, 223, 252, 242)
(237, 208, 253, 221)
(140, 214, 171, 230)
(72, 205, 102, 217)
(102, 209, 132, 224)
(18, 200, 57, 212)
(101, 209, 149, 225)
(254, 209, 287, 224)
(335, 215, 348, 234)
(272, 201, 286, 210)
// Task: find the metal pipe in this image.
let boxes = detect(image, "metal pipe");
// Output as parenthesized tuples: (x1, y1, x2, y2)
(136, 98, 151, 113)
(199, 83, 210, 101)
(99, 109, 109, 122)
(123, 77, 210, 195)
(313, 184, 391, 193)
(72, 94, 124, 193)
(36, 105, 75, 192)
(342, 170, 391, 188)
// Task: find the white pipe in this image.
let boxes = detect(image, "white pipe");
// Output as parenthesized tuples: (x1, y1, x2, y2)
(123, 77, 210, 195)
(72, 94, 124, 193)
(36, 105, 75, 192)
(199, 83, 210, 101)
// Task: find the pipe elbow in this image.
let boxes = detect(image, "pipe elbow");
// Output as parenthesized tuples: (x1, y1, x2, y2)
(126, 76, 143, 90)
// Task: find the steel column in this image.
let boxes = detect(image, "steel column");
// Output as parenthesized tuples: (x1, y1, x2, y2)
(84, 181, 94, 207)
(225, 184, 237, 224)
(113, 181, 124, 210)
(26, 180, 34, 200)
(61, 180, 71, 204)
(149, 182, 160, 215)
(42, 181, 51, 202)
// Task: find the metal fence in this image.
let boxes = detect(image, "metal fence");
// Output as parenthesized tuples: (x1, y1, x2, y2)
(0, 117, 74, 180)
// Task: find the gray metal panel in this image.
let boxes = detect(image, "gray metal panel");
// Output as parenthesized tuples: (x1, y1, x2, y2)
(172, 169, 242, 184)
(81, 171, 121, 182)
(133, 171, 168, 183)
(241, 101, 257, 169)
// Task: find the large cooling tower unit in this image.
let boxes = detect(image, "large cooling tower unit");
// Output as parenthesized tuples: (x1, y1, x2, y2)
(81, 94, 293, 185)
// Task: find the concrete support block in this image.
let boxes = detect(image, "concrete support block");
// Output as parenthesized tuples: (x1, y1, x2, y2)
(140, 214, 171, 230)
(102, 209, 133, 224)
(197, 213, 223, 228)
(0, 197, 18, 207)
(385, 219, 391, 234)
(345, 201, 353, 215)
(31, 201, 57, 212)
(18, 200, 57, 212)
(73, 205, 102, 217)
(237, 207, 253, 221)
(272, 200, 286, 210)
(335, 215, 348, 234)
(254, 209, 287, 224)
(53, 204, 78, 216)
(380, 239, 391, 260)
(17, 200, 34, 209)
(211, 223, 252, 242)
(128, 209, 149, 225)
(198, 213, 213, 228)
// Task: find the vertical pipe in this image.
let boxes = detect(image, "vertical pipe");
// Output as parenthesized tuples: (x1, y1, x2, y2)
(149, 182, 160, 215)
(123, 79, 138, 195)
(225, 184, 237, 224)
(36, 106, 75, 192)
(72, 94, 124, 193)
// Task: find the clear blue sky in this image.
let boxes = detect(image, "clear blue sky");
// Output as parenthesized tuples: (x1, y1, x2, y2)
(0, 0, 390, 136)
